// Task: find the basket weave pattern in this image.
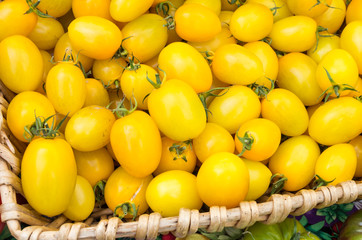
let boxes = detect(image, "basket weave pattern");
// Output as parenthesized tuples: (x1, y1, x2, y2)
(0, 84, 361, 240)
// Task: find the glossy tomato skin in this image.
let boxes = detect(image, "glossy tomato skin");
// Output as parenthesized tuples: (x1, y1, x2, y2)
(74, 148, 114, 187)
(261, 89, 309, 136)
(308, 97, 362, 146)
(158, 42, 212, 93)
(122, 14, 168, 63)
(0, 0, 37, 41)
(197, 152, 249, 208)
(92, 57, 127, 86)
(346, 0, 362, 23)
(7, 91, 55, 142)
(287, 0, 332, 18)
(65, 106, 116, 152)
(340, 21, 362, 74)
(349, 135, 362, 177)
(32, 0, 72, 17)
(68, 16, 122, 60)
(307, 34, 340, 64)
(72, 0, 113, 21)
(193, 123, 235, 163)
(175, 3, 221, 42)
(315, 143, 357, 185)
(84, 78, 110, 107)
(212, 44, 264, 86)
(0, 35, 43, 93)
(21, 138, 77, 217)
(46, 63, 86, 116)
(269, 135, 320, 192)
(247, 0, 292, 22)
(208, 85, 261, 134)
(63, 176, 95, 221)
(105, 167, 153, 218)
(110, 111, 162, 178)
(235, 118, 281, 161)
(146, 170, 202, 217)
(148, 79, 207, 142)
(313, 0, 346, 34)
(268, 16, 317, 53)
(110, 0, 153, 22)
(277, 52, 323, 106)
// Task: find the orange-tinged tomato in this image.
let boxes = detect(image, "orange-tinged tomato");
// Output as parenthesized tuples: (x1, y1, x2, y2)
(307, 34, 340, 64)
(346, 0, 362, 23)
(235, 118, 281, 161)
(92, 58, 127, 87)
(105, 167, 153, 217)
(65, 106, 116, 151)
(197, 152, 249, 208)
(287, 0, 332, 17)
(84, 78, 110, 107)
(146, 170, 202, 217)
(340, 21, 362, 75)
(54, 33, 94, 73)
(212, 44, 264, 85)
(269, 135, 320, 192)
(110, 0, 153, 22)
(246, 0, 292, 22)
(32, 0, 72, 17)
(219, 10, 233, 27)
(193, 123, 235, 163)
(175, 3, 221, 42)
(243, 159, 272, 201)
(28, 17, 64, 50)
(110, 111, 162, 178)
(315, 143, 357, 185)
(261, 88, 309, 136)
(221, 0, 238, 11)
(349, 135, 362, 177)
(46, 63, 86, 116)
(154, 137, 196, 175)
(40, 50, 54, 83)
(208, 85, 261, 134)
(74, 148, 114, 187)
(316, 49, 359, 97)
(308, 97, 362, 145)
(21, 138, 77, 217)
(230, 3, 274, 42)
(314, 0, 346, 34)
(7, 91, 55, 142)
(72, 0, 113, 21)
(148, 79, 207, 141)
(185, 0, 221, 14)
(277, 52, 324, 106)
(158, 42, 212, 93)
(68, 16, 122, 60)
(268, 16, 317, 53)
(0, 0, 37, 41)
(63, 175, 95, 221)
(0, 35, 43, 94)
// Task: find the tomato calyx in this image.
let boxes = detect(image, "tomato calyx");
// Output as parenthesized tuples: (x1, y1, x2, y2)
(93, 180, 106, 208)
(109, 96, 137, 118)
(113, 202, 139, 220)
(227, 0, 246, 7)
(202, 51, 214, 64)
(236, 131, 254, 157)
(198, 87, 229, 120)
(261, 37, 272, 46)
(268, 173, 288, 195)
(313, 27, 333, 53)
(311, 175, 335, 190)
(248, 78, 275, 99)
(53, 50, 89, 78)
(23, 113, 68, 141)
(113, 36, 134, 60)
(25, 0, 53, 18)
(155, 2, 176, 30)
(169, 140, 192, 162)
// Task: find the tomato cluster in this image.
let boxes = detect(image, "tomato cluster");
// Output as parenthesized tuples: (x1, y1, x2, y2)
(0, 0, 362, 226)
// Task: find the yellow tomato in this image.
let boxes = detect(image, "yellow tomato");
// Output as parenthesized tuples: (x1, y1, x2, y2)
(110, 0, 153, 22)
(32, 0, 72, 17)
(218, 10, 233, 27)
(340, 21, 362, 75)
(72, 0, 113, 21)
(349, 135, 362, 177)
(185, 0, 221, 14)
(307, 34, 340, 64)
(92, 58, 127, 87)
(247, 0, 292, 22)
(287, 0, 332, 18)
(314, 0, 346, 34)
(84, 78, 110, 107)
(346, 0, 362, 23)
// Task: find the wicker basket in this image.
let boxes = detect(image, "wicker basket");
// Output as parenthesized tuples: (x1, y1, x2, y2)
(0, 82, 361, 240)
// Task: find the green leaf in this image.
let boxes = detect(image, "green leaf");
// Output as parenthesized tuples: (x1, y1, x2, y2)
(224, 227, 243, 238)
(308, 221, 325, 232)
(299, 216, 308, 226)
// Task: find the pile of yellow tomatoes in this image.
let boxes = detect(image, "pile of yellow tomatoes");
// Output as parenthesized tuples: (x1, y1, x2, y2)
(0, 0, 362, 225)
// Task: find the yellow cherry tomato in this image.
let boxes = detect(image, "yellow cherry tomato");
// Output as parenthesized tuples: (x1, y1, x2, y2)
(307, 34, 340, 64)
(146, 170, 202, 217)
(32, 0, 72, 17)
(63, 176, 95, 221)
(110, 0, 153, 22)
(314, 0, 346, 34)
(197, 152, 249, 208)
(40, 50, 54, 83)
(230, 3, 274, 42)
(235, 118, 281, 161)
(154, 137, 196, 175)
(105, 167, 153, 218)
(185, 0, 221, 14)
(346, 0, 362, 23)
(72, 0, 113, 21)
(84, 78, 110, 107)
(315, 143, 357, 185)
(175, 3, 222, 42)
(74, 148, 114, 187)
(92, 57, 127, 87)
(349, 135, 362, 177)
(0, 35, 43, 93)
(340, 21, 362, 75)
(221, 0, 238, 11)
(287, 0, 332, 18)
(348, 77, 362, 98)
(193, 123, 235, 163)
(269, 135, 320, 192)
(65, 105, 116, 151)
(219, 10, 233, 27)
(68, 16, 122, 60)
(28, 17, 64, 50)
(247, 0, 292, 22)
(243, 159, 272, 201)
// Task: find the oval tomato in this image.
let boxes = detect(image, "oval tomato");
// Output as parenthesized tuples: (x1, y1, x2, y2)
(315, 143, 357, 185)
(313, 0, 346, 34)
(308, 97, 362, 145)
(269, 135, 320, 192)
(92, 57, 127, 87)
(84, 78, 110, 107)
(21, 138, 77, 217)
(349, 135, 362, 177)
(307, 34, 340, 63)
(68, 16, 122, 60)
(28, 17, 64, 50)
(185, 0, 221, 15)
(287, 0, 332, 17)
(247, 0, 292, 22)
(0, 35, 43, 93)
(146, 170, 202, 217)
(63, 175, 95, 221)
(346, 0, 362, 23)
(110, 0, 153, 22)
(65, 105, 116, 151)
(72, 0, 113, 21)
(148, 79, 207, 141)
(340, 21, 362, 75)
(32, 0, 72, 17)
